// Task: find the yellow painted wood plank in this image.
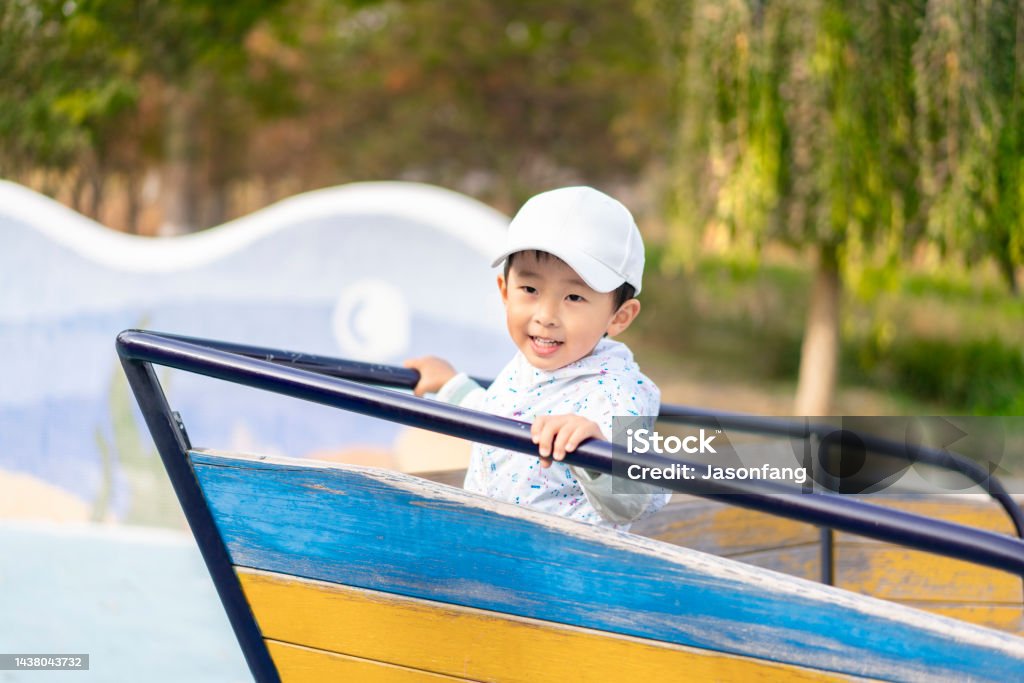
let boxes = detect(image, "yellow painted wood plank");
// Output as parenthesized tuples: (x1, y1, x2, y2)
(731, 544, 1022, 633)
(239, 568, 858, 682)
(728, 543, 820, 581)
(266, 641, 471, 682)
(829, 497, 1020, 604)
(896, 603, 1024, 635)
(835, 498, 1016, 539)
(632, 495, 818, 555)
(834, 543, 1021, 603)
(687, 541, 1023, 633)
(635, 495, 1014, 557)
(657, 531, 1023, 634)
(638, 494, 1021, 620)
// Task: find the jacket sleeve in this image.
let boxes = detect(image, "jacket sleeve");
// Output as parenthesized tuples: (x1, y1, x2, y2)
(568, 380, 671, 526)
(435, 372, 487, 411)
(434, 373, 489, 492)
(571, 465, 671, 526)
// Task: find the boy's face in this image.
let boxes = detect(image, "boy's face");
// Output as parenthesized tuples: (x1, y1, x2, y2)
(497, 251, 640, 371)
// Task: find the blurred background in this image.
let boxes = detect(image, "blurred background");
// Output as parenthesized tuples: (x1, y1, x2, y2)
(1, 1, 1023, 680)
(2, 0, 1021, 418)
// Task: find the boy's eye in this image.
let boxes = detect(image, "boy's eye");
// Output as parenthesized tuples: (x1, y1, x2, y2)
(566, 294, 586, 303)
(520, 286, 537, 294)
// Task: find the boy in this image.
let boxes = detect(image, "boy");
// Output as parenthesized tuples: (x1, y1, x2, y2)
(406, 186, 668, 529)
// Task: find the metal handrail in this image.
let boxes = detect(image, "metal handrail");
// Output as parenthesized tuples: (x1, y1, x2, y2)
(116, 329, 1024, 583)
(154, 330, 1024, 539)
(657, 406, 1024, 538)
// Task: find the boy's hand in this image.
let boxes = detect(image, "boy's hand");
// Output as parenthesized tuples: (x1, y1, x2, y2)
(531, 415, 604, 468)
(403, 356, 457, 396)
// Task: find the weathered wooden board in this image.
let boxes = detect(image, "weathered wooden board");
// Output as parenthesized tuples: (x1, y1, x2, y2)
(191, 450, 1024, 681)
(266, 641, 471, 682)
(416, 469, 1024, 634)
(632, 498, 819, 556)
(241, 568, 847, 682)
(839, 498, 1017, 538)
(834, 542, 1020, 603)
(899, 603, 1024, 635)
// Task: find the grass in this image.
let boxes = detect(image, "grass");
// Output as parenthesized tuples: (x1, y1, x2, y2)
(621, 250, 1024, 476)
(622, 250, 1024, 416)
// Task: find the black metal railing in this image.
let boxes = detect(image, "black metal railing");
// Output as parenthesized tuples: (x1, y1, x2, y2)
(152, 330, 1024, 541)
(117, 329, 1024, 579)
(658, 404, 1024, 533)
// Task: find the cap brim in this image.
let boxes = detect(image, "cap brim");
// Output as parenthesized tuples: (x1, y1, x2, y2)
(491, 243, 625, 294)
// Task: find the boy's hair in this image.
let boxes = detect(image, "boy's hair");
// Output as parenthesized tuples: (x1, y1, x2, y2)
(504, 250, 637, 310)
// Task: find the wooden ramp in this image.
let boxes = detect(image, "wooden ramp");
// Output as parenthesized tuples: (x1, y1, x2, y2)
(192, 450, 1024, 682)
(423, 468, 1024, 635)
(632, 495, 1024, 635)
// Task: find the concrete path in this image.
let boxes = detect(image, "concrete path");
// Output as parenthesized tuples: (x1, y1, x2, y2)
(0, 521, 251, 682)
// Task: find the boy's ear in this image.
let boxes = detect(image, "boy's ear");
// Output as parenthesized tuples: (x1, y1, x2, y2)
(497, 274, 508, 304)
(606, 299, 641, 337)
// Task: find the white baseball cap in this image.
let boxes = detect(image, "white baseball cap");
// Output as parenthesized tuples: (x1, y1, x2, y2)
(491, 186, 645, 294)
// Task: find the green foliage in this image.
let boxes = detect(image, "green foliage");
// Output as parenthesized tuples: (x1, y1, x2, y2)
(632, 253, 1023, 414)
(0, 0, 291, 224)
(0, 1, 123, 171)
(1, 0, 1019, 407)
(853, 336, 1024, 415)
(913, 0, 1024, 293)
(2, 0, 669, 225)
(645, 0, 1022, 293)
(632, 256, 809, 380)
(284, 0, 668, 206)
(638, 0, 1022, 414)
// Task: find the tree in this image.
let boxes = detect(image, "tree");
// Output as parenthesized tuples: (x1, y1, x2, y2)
(643, 0, 937, 413)
(913, 0, 1024, 295)
(79, 0, 289, 234)
(0, 0, 290, 233)
(0, 0, 137, 201)
(279, 0, 669, 210)
(3, 0, 668, 230)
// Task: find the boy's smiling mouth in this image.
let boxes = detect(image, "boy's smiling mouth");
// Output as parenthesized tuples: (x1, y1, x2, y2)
(529, 335, 563, 356)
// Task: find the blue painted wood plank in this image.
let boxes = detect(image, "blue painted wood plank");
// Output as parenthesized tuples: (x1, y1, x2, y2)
(190, 451, 1024, 681)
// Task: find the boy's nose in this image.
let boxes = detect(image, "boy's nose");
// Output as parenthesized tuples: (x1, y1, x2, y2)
(533, 301, 560, 326)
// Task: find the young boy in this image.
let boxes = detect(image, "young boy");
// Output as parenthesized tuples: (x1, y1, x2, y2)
(406, 186, 669, 529)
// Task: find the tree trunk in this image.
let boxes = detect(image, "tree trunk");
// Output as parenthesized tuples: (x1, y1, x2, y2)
(996, 251, 1019, 297)
(87, 168, 104, 222)
(203, 186, 227, 229)
(71, 171, 87, 213)
(793, 245, 841, 416)
(124, 172, 141, 235)
(160, 88, 200, 235)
